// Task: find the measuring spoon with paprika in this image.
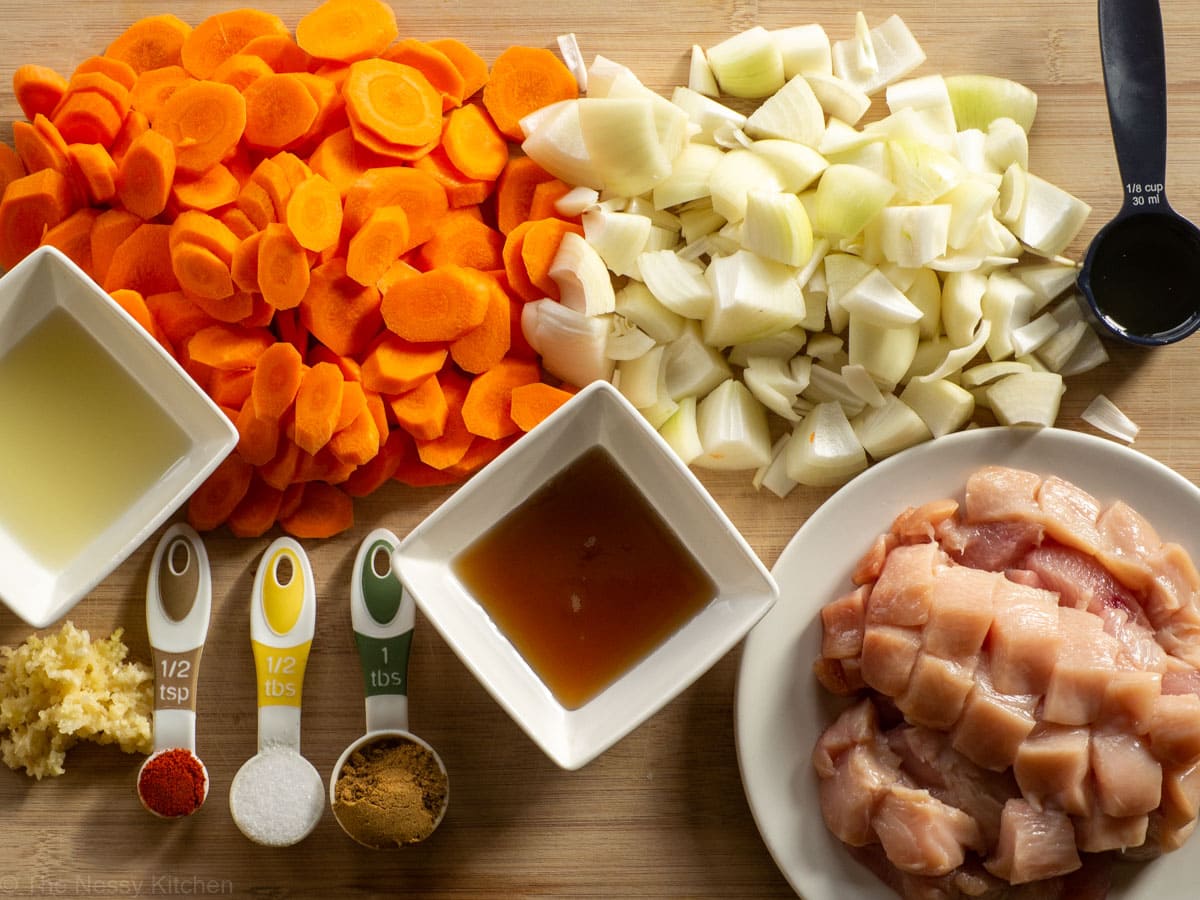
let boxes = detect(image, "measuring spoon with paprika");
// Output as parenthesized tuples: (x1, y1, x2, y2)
(229, 537, 325, 847)
(329, 528, 449, 849)
(1077, 0, 1200, 345)
(137, 523, 211, 819)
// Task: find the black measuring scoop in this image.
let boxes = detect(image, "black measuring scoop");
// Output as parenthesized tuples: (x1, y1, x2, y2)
(1077, 0, 1200, 345)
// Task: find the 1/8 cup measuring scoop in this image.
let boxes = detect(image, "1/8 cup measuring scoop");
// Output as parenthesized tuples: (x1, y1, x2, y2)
(1077, 0, 1200, 344)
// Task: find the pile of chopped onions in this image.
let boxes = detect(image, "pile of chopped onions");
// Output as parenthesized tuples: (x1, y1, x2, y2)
(520, 11, 1111, 496)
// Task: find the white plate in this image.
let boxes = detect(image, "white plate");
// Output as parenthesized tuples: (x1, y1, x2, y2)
(735, 426, 1200, 899)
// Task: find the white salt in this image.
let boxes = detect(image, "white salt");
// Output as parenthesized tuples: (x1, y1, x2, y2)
(229, 745, 324, 846)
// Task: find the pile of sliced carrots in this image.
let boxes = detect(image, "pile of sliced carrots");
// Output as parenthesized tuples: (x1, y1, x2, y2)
(0, 0, 590, 539)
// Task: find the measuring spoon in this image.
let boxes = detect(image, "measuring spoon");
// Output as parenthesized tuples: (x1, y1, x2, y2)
(229, 537, 325, 847)
(329, 528, 449, 849)
(1077, 0, 1200, 345)
(137, 523, 211, 818)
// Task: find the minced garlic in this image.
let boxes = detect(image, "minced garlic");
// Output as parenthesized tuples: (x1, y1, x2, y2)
(0, 621, 153, 778)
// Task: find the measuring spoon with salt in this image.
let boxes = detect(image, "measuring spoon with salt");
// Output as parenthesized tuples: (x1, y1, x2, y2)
(229, 536, 324, 847)
(329, 528, 449, 849)
(1077, 0, 1200, 345)
(137, 523, 210, 819)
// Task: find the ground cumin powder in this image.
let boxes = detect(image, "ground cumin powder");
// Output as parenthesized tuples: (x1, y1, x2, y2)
(333, 735, 448, 848)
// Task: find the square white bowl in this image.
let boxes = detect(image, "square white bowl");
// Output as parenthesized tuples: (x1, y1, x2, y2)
(394, 379, 779, 769)
(0, 247, 238, 627)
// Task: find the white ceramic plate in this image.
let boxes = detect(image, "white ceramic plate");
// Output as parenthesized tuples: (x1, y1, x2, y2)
(735, 426, 1200, 899)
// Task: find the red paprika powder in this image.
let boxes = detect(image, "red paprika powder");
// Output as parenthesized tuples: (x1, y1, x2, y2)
(138, 748, 207, 818)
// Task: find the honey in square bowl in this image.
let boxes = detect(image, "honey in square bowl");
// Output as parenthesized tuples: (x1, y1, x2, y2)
(394, 380, 778, 770)
(0, 247, 238, 627)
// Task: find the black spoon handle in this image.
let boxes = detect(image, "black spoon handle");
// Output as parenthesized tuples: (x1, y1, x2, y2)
(1098, 0, 1169, 207)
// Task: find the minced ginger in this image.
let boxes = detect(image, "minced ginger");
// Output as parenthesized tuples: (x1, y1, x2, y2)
(0, 621, 153, 778)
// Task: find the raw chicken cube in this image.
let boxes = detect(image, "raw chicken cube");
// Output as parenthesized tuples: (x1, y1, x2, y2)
(1146, 542, 1200, 626)
(820, 742, 902, 846)
(812, 698, 880, 777)
(890, 498, 959, 543)
(872, 784, 983, 876)
(896, 652, 975, 730)
(952, 663, 1038, 772)
(1072, 805, 1149, 853)
(1091, 732, 1163, 817)
(852, 531, 896, 586)
(1100, 668, 1163, 734)
(1013, 724, 1092, 816)
(861, 624, 923, 697)
(1148, 692, 1200, 765)
(964, 466, 1043, 523)
(1036, 475, 1103, 556)
(1043, 608, 1122, 726)
(923, 565, 996, 660)
(985, 799, 1082, 884)
(1095, 500, 1162, 594)
(1160, 762, 1200, 831)
(867, 542, 947, 627)
(989, 580, 1062, 695)
(935, 517, 1044, 572)
(821, 586, 868, 660)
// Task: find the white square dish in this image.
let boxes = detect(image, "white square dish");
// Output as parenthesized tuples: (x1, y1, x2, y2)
(394, 379, 778, 770)
(0, 247, 238, 627)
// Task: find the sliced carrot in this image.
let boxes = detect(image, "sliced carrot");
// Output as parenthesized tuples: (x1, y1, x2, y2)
(0, 143, 27, 197)
(274, 306, 310, 358)
(285, 173, 342, 253)
(208, 366, 255, 408)
(461, 356, 542, 439)
(376, 257, 421, 295)
(109, 109, 150, 166)
(90, 208, 143, 284)
(413, 368, 474, 470)
(521, 217, 584, 299)
(381, 264, 491, 342)
(180, 8, 290, 79)
(415, 210, 503, 271)
(494, 155, 556, 235)
(240, 34, 312, 74)
(236, 399, 282, 466)
(444, 433, 517, 478)
(442, 103, 508, 181)
(187, 453, 254, 532)
(145, 289, 215, 351)
(278, 481, 353, 539)
(360, 332, 447, 394)
(40, 207, 100, 272)
(171, 242, 234, 300)
(428, 38, 489, 100)
(13, 65, 67, 122)
(308, 126, 374, 196)
(187, 323, 274, 370)
(66, 143, 118, 206)
(349, 119, 441, 164)
(155, 80, 247, 175)
(500, 219, 542, 302)
(343, 427, 410, 496)
(271, 151, 314, 188)
(226, 474, 286, 538)
(259, 433, 304, 491)
(105, 14, 192, 75)
(129, 65, 192, 124)
(170, 209, 238, 262)
(483, 46, 579, 141)
(345, 205, 409, 286)
(242, 73, 319, 152)
(388, 373, 448, 441)
(510, 381, 576, 431)
(296, 0, 399, 64)
(248, 157, 294, 221)
(383, 39, 466, 112)
(411, 146, 494, 209)
(51, 90, 125, 148)
(334, 378, 368, 431)
(170, 163, 239, 212)
(0, 168, 76, 270)
(329, 406, 381, 466)
(210, 53, 274, 92)
(72, 56, 138, 93)
(231, 231, 262, 294)
(236, 180, 277, 230)
(257, 222, 311, 310)
(11, 118, 69, 176)
(250, 340, 304, 422)
(343, 59, 443, 150)
(342, 165, 448, 244)
(450, 273, 512, 374)
(116, 129, 176, 220)
(293, 361, 344, 455)
(299, 257, 382, 356)
(528, 178, 576, 222)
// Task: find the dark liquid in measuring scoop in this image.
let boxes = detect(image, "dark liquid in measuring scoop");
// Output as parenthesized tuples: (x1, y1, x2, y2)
(454, 446, 716, 710)
(1087, 214, 1200, 339)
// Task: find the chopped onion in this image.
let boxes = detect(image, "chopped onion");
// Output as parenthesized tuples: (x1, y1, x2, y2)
(744, 74, 825, 146)
(806, 73, 871, 125)
(659, 395, 705, 462)
(637, 249, 713, 318)
(688, 45, 720, 97)
(521, 300, 614, 386)
(899, 377, 975, 437)
(813, 164, 897, 239)
(702, 249, 806, 346)
(556, 33, 588, 93)
(852, 394, 932, 459)
(771, 24, 832, 78)
(944, 74, 1037, 132)
(614, 280, 687, 342)
(550, 231, 617, 315)
(785, 401, 869, 486)
(985, 371, 1064, 427)
(706, 26, 786, 99)
(1081, 394, 1140, 443)
(606, 316, 658, 360)
(664, 322, 732, 399)
(694, 378, 773, 469)
(615, 344, 665, 407)
(742, 189, 814, 266)
(838, 267, 924, 326)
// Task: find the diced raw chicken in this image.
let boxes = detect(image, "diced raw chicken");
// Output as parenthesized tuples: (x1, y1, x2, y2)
(822, 586, 868, 660)
(988, 579, 1062, 695)
(873, 784, 983, 876)
(1160, 762, 1200, 832)
(1072, 804, 1149, 853)
(935, 517, 1044, 572)
(952, 662, 1039, 772)
(853, 531, 897, 586)
(867, 542, 948, 627)
(985, 799, 1082, 884)
(1035, 476, 1103, 556)
(1145, 542, 1200, 626)
(890, 498, 959, 544)
(1158, 613, 1200, 671)
(1090, 732, 1162, 817)
(896, 652, 976, 731)
(923, 564, 997, 660)
(861, 624, 924, 697)
(1148, 692, 1200, 765)
(1100, 668, 1163, 734)
(813, 697, 881, 777)
(813, 656, 866, 695)
(964, 467, 1043, 523)
(1042, 607, 1122, 726)
(1012, 724, 1092, 816)
(1163, 666, 1200, 696)
(821, 742, 903, 846)
(1095, 500, 1162, 593)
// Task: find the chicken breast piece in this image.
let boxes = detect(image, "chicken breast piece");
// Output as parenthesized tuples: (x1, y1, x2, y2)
(1013, 724, 1092, 816)
(1091, 731, 1163, 817)
(951, 661, 1039, 772)
(822, 586, 868, 660)
(896, 652, 976, 731)
(964, 466, 1043, 523)
(861, 624, 923, 697)
(985, 799, 1082, 885)
(922, 564, 997, 660)
(867, 541, 947, 628)
(873, 784, 983, 877)
(988, 579, 1061, 695)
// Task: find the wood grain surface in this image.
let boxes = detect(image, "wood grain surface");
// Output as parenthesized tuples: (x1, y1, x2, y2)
(1, 2, 1199, 898)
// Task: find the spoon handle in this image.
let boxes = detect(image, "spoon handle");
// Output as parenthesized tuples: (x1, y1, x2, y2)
(1098, 0, 1168, 207)
(146, 523, 211, 753)
(349, 528, 416, 734)
(249, 537, 317, 752)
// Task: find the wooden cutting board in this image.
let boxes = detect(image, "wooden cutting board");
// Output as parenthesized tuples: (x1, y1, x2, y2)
(1, 2, 1198, 897)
